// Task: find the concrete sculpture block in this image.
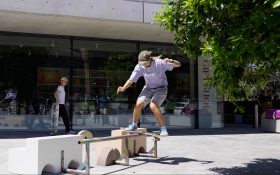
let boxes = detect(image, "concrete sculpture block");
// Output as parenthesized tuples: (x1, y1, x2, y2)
(96, 128, 147, 164)
(8, 135, 83, 174)
(96, 147, 121, 166)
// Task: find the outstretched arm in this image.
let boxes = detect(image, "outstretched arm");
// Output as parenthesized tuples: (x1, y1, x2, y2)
(117, 80, 134, 94)
(164, 58, 181, 67)
(118, 65, 142, 93)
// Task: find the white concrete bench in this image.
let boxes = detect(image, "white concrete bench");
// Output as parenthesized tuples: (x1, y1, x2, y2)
(262, 118, 280, 133)
(8, 135, 83, 174)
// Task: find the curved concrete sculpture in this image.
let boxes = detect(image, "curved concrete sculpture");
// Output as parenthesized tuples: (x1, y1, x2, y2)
(8, 135, 83, 174)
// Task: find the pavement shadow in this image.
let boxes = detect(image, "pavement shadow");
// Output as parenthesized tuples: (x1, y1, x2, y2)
(209, 158, 280, 175)
(101, 156, 213, 175)
(134, 156, 214, 165)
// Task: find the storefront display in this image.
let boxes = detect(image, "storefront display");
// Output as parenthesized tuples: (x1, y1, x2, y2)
(0, 33, 222, 130)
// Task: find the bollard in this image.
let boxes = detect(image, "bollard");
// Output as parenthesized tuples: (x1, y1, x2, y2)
(255, 104, 258, 129)
(61, 150, 64, 172)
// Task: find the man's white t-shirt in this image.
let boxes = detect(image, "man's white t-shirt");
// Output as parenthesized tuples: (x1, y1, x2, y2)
(55, 85, 65, 104)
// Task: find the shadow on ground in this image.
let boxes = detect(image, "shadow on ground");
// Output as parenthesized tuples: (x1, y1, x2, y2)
(209, 158, 280, 175)
(100, 156, 213, 175)
(134, 156, 214, 165)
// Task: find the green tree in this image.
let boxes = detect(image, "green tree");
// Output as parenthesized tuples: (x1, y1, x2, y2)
(155, 0, 280, 105)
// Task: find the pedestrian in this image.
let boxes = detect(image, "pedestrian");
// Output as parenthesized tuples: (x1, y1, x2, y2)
(117, 50, 181, 136)
(98, 92, 110, 126)
(54, 77, 75, 134)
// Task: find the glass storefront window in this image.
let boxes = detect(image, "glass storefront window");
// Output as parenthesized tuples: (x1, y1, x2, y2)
(72, 39, 138, 129)
(0, 33, 201, 131)
(0, 34, 70, 130)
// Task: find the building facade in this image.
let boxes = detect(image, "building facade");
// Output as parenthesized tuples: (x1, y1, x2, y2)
(0, 0, 223, 131)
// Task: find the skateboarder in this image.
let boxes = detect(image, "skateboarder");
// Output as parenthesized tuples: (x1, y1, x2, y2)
(54, 77, 75, 134)
(117, 50, 181, 136)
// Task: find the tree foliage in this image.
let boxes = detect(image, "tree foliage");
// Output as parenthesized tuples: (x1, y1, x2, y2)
(155, 0, 280, 103)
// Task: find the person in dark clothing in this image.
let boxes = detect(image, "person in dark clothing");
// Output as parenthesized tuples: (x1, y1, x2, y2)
(98, 94, 110, 125)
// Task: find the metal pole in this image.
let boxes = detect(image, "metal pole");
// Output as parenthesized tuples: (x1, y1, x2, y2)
(195, 55, 199, 129)
(85, 143, 90, 175)
(153, 138, 158, 158)
(133, 140, 136, 156)
(124, 137, 129, 165)
(61, 150, 64, 172)
(136, 41, 141, 128)
(255, 104, 259, 129)
(66, 169, 86, 174)
(79, 133, 142, 144)
(69, 36, 74, 130)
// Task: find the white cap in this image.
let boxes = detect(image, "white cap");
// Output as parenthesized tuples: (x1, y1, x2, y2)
(61, 77, 69, 82)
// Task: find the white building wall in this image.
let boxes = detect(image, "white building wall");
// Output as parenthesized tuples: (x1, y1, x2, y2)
(0, 0, 163, 23)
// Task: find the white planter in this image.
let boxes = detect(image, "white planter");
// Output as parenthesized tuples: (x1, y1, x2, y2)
(261, 118, 280, 133)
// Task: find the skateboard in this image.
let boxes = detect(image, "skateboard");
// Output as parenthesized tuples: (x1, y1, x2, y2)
(120, 127, 161, 138)
(50, 103, 59, 135)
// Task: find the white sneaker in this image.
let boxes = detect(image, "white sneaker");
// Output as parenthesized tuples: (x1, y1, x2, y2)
(160, 127, 169, 136)
(124, 123, 138, 131)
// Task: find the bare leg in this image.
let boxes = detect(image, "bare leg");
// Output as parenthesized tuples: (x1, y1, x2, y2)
(150, 102, 165, 127)
(133, 101, 145, 124)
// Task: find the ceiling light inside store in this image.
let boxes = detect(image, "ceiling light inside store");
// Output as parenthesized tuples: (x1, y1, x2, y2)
(51, 41, 55, 47)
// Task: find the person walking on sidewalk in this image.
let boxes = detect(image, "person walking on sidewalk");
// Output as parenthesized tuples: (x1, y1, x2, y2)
(117, 50, 181, 136)
(54, 77, 75, 134)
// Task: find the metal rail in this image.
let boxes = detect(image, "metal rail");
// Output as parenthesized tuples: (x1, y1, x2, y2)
(65, 131, 159, 175)
(78, 133, 143, 144)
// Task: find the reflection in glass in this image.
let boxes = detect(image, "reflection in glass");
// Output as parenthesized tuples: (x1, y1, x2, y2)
(0, 35, 70, 130)
(0, 35, 198, 131)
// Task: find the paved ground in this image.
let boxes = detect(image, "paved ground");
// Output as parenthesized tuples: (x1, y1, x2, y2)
(1, 128, 280, 174)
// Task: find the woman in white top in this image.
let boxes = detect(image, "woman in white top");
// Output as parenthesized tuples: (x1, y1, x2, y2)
(54, 77, 75, 134)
